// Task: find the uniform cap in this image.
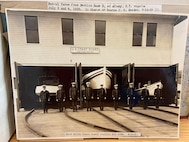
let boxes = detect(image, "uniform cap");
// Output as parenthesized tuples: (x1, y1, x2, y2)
(58, 84, 63, 87)
(114, 84, 118, 87)
(86, 82, 90, 85)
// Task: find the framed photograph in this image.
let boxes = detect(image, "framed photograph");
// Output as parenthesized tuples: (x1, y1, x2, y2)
(5, 1, 188, 140)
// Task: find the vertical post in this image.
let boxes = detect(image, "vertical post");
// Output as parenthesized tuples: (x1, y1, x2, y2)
(132, 63, 135, 84)
(114, 73, 117, 85)
(128, 63, 131, 83)
(79, 63, 83, 108)
(103, 66, 107, 93)
(175, 64, 179, 107)
(138, 82, 141, 89)
(75, 62, 77, 87)
(148, 81, 151, 85)
(14, 62, 20, 111)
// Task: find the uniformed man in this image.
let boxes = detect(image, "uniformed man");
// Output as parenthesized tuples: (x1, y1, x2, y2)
(40, 85, 50, 113)
(127, 83, 135, 109)
(97, 84, 106, 111)
(141, 84, 150, 109)
(56, 84, 66, 112)
(112, 84, 120, 110)
(154, 84, 161, 109)
(69, 82, 78, 112)
(83, 82, 94, 111)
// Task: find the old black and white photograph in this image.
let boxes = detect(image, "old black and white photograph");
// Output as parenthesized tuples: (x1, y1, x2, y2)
(4, 0, 189, 140)
(15, 65, 180, 139)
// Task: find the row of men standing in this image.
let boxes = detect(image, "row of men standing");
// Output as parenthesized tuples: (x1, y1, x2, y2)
(127, 83, 162, 109)
(39, 84, 66, 113)
(39, 81, 121, 113)
(39, 81, 162, 113)
(69, 82, 121, 112)
(126, 82, 144, 109)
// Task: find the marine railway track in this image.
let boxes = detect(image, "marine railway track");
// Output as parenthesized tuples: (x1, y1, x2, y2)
(24, 106, 178, 137)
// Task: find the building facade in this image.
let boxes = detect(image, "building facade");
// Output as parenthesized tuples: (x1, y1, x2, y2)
(6, 8, 188, 107)
(7, 9, 185, 67)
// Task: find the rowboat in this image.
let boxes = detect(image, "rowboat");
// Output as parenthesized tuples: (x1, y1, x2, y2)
(82, 67, 112, 89)
(35, 76, 59, 96)
(35, 85, 58, 96)
(135, 81, 163, 96)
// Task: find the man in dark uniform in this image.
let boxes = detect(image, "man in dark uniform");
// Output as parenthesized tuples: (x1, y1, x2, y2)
(141, 84, 150, 109)
(112, 84, 120, 110)
(69, 82, 78, 112)
(84, 82, 94, 111)
(154, 84, 161, 109)
(40, 85, 50, 113)
(97, 84, 106, 111)
(127, 83, 135, 109)
(56, 84, 66, 112)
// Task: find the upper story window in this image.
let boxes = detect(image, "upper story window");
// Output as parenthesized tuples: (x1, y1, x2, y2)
(25, 16, 39, 43)
(146, 23, 157, 47)
(95, 20, 106, 46)
(132, 22, 143, 46)
(62, 18, 74, 45)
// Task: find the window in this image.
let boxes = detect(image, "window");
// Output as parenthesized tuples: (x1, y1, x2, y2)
(95, 20, 106, 46)
(132, 22, 143, 46)
(25, 16, 39, 43)
(146, 23, 157, 47)
(62, 18, 74, 45)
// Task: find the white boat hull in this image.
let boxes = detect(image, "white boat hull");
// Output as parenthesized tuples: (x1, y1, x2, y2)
(35, 85, 58, 96)
(135, 81, 163, 96)
(82, 68, 112, 89)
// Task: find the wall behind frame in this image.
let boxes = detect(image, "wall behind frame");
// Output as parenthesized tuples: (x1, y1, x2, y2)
(0, 13, 15, 142)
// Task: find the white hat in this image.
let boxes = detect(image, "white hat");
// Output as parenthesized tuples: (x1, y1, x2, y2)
(71, 82, 76, 85)
(58, 84, 63, 87)
(114, 84, 118, 87)
(144, 84, 148, 87)
(86, 82, 90, 85)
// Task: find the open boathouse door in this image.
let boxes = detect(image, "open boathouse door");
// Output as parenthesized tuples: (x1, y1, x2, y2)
(14, 62, 21, 111)
(121, 63, 135, 103)
(78, 62, 83, 108)
(167, 64, 179, 106)
(122, 63, 135, 87)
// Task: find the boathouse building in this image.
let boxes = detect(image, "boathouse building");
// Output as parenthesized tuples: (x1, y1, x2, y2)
(5, 7, 188, 109)
(6, 9, 188, 67)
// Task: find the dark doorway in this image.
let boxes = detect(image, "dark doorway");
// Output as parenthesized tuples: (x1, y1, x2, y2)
(17, 66, 75, 110)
